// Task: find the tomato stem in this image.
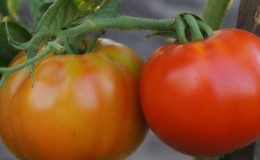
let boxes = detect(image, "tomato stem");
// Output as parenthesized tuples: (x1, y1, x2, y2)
(0, 45, 53, 88)
(60, 14, 213, 45)
(0, 13, 213, 88)
(59, 16, 175, 37)
(202, 0, 233, 30)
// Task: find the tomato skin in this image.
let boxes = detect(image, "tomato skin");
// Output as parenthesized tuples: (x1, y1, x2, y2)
(140, 29, 260, 157)
(0, 39, 147, 160)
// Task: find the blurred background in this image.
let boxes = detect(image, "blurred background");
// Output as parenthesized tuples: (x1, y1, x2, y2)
(0, 0, 241, 159)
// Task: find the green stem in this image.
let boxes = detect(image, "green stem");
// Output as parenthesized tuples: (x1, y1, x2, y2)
(202, 0, 233, 30)
(0, 46, 51, 73)
(59, 16, 174, 37)
(0, 14, 213, 88)
(61, 15, 212, 44)
(0, 45, 53, 88)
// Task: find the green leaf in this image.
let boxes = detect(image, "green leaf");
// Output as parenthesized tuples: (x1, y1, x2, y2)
(67, 0, 120, 53)
(40, 2, 53, 13)
(33, 0, 121, 56)
(0, 21, 32, 67)
(75, 0, 121, 24)
(0, 0, 8, 17)
(7, 0, 20, 19)
(29, 0, 54, 25)
(36, 0, 87, 32)
(0, 0, 20, 19)
(90, 0, 121, 19)
(74, 0, 106, 13)
(36, 0, 121, 32)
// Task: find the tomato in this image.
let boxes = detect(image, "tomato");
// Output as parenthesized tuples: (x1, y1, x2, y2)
(140, 28, 260, 157)
(0, 38, 148, 160)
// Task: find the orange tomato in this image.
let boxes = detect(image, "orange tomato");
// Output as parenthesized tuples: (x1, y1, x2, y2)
(0, 38, 147, 160)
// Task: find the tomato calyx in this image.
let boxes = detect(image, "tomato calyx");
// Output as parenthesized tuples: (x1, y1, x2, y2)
(174, 13, 213, 44)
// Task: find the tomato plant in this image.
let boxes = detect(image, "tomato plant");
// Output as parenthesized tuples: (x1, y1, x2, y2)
(0, 0, 247, 159)
(140, 28, 260, 157)
(0, 38, 148, 160)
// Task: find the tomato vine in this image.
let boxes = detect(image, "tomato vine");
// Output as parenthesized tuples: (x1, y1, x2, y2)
(0, 12, 213, 88)
(0, 0, 232, 89)
(202, 0, 233, 30)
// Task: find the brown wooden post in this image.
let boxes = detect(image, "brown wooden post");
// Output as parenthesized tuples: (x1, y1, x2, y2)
(221, 0, 260, 159)
(220, 143, 255, 160)
(237, 0, 260, 35)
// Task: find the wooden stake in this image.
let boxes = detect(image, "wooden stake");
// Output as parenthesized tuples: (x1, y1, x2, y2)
(237, 0, 260, 35)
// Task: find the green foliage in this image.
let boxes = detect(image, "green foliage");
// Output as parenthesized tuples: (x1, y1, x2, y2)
(0, 0, 20, 19)
(74, 0, 106, 13)
(0, 0, 220, 91)
(75, 0, 121, 23)
(7, 0, 20, 19)
(36, 0, 87, 32)
(0, 0, 30, 66)
(44, 0, 121, 53)
(29, 0, 54, 25)
(36, 0, 121, 32)
(0, 0, 8, 17)
(0, 21, 31, 67)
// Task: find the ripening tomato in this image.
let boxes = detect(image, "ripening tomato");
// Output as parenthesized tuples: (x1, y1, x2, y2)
(140, 28, 260, 157)
(0, 38, 148, 160)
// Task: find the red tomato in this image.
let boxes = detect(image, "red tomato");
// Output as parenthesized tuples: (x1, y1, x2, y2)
(140, 29, 260, 157)
(0, 38, 148, 160)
